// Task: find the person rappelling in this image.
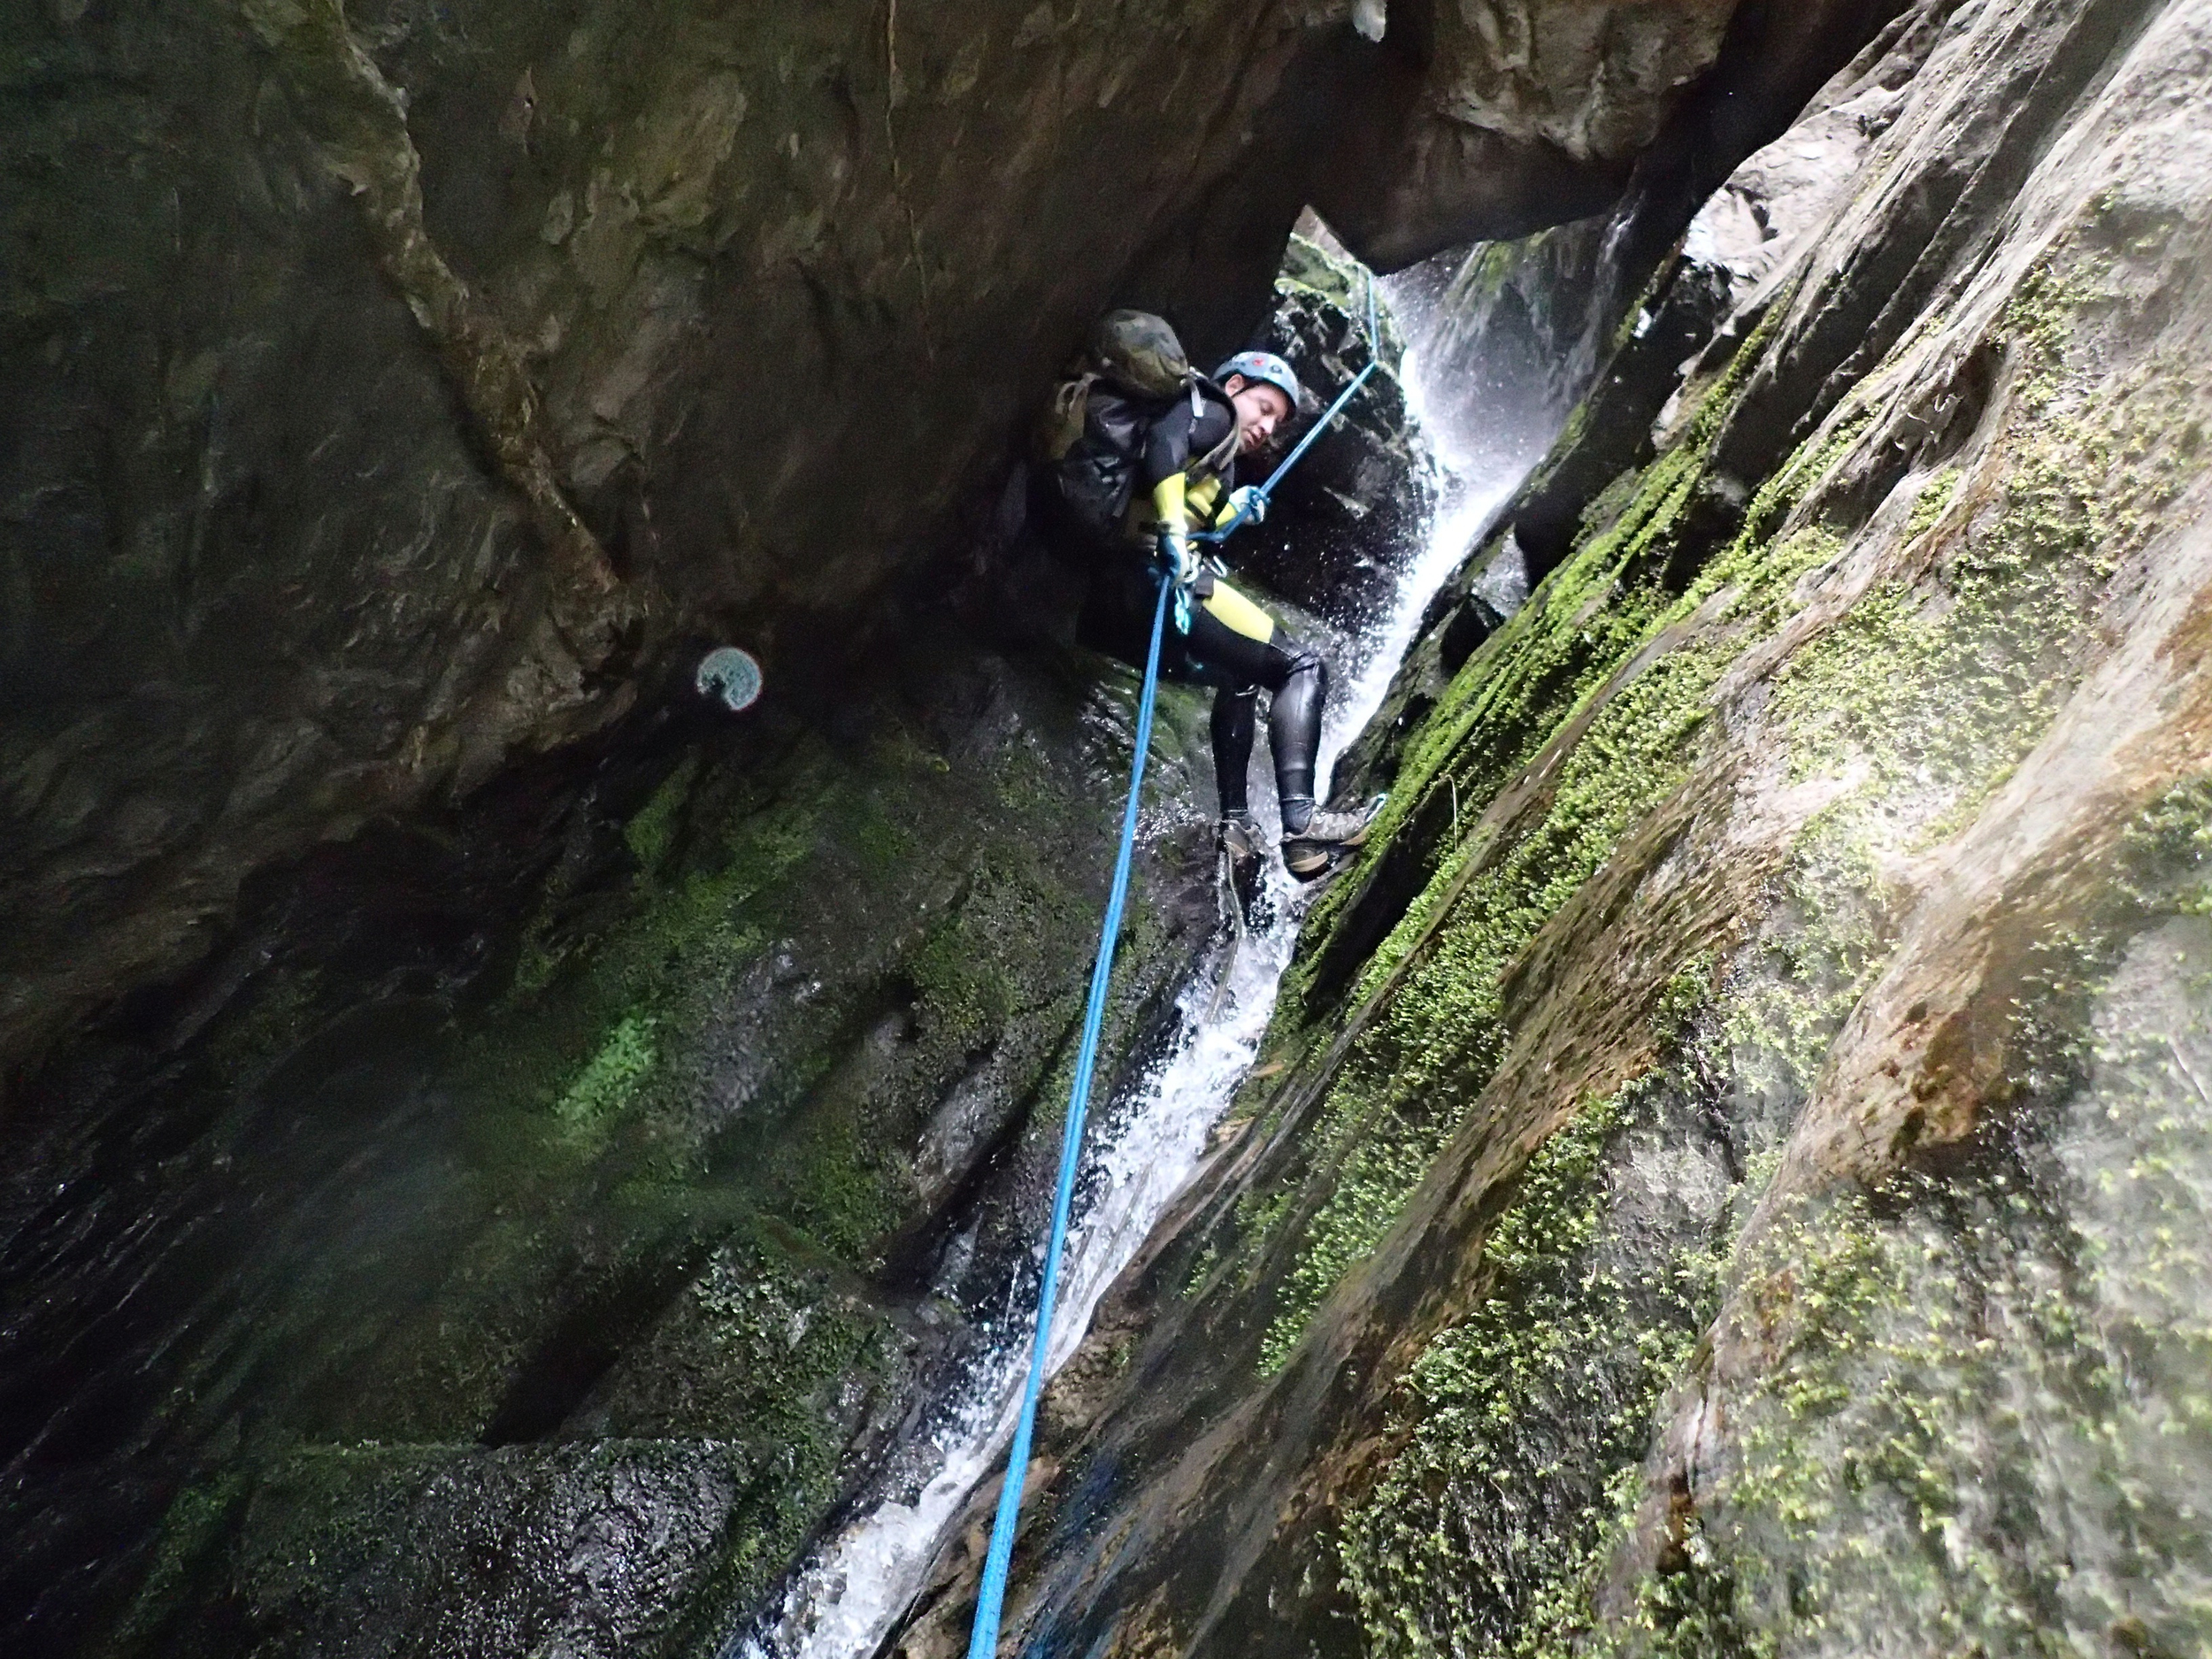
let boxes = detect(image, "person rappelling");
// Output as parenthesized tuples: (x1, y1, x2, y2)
(1035, 311, 1384, 890)
(959, 300, 1391, 1659)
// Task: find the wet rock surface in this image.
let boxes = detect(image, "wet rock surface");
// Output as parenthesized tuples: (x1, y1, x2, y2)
(0, 626, 1219, 1658)
(947, 3, 2212, 1657)
(1220, 231, 1440, 628)
(11, 0, 2212, 1655)
(0, 222, 1430, 1655)
(1, 0, 1908, 1088)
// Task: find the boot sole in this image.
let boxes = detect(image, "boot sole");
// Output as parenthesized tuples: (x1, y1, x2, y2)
(1281, 830, 1370, 880)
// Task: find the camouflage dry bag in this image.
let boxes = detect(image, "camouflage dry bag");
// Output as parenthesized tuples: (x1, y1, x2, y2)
(1035, 310, 1194, 464)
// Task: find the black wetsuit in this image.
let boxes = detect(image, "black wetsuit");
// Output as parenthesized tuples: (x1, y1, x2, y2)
(1061, 385, 1329, 828)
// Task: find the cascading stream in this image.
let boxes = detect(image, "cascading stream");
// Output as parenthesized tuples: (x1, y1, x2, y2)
(733, 280, 1523, 1659)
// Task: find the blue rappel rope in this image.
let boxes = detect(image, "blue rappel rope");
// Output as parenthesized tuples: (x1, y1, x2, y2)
(964, 277, 1385, 1659)
(964, 575, 1169, 1659)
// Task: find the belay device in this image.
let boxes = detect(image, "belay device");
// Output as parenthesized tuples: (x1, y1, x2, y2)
(962, 274, 1388, 1659)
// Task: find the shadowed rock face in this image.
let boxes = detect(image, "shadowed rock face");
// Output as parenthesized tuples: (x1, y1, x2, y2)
(0, 228, 1435, 1656)
(0, 0, 1912, 1089)
(1310, 0, 1916, 271)
(924, 3, 2212, 1657)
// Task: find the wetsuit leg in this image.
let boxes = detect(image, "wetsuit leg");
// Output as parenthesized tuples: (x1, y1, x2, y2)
(1181, 581, 1329, 833)
(1211, 688, 1258, 815)
(1268, 645, 1327, 833)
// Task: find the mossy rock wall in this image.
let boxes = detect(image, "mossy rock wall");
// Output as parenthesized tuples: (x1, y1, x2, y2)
(0, 0, 1911, 1095)
(956, 4, 2212, 1657)
(1, 631, 1224, 1657)
(0, 194, 1450, 1653)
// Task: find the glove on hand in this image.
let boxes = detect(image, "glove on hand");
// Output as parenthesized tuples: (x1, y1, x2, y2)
(1224, 486, 1266, 527)
(1156, 529, 1201, 587)
(1156, 531, 1200, 634)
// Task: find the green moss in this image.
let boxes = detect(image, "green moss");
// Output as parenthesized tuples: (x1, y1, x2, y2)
(1332, 770, 2212, 1659)
(624, 753, 702, 870)
(1227, 211, 2212, 1659)
(1337, 1074, 1730, 1659)
(1250, 296, 1843, 1360)
(1651, 951, 1717, 1052)
(553, 1012, 658, 1142)
(910, 910, 1016, 1055)
(1299, 288, 1803, 980)
(1618, 1163, 2135, 1658)
(2118, 775, 2212, 914)
(1261, 633, 1729, 1370)
(103, 1471, 253, 1655)
(1715, 800, 1893, 1109)
(1261, 245, 2211, 1371)
(638, 1240, 898, 1646)
(1773, 321, 2186, 842)
(1901, 465, 1959, 543)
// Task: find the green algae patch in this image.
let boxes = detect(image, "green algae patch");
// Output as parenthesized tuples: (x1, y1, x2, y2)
(553, 1012, 660, 1144)
(1337, 1072, 1732, 1659)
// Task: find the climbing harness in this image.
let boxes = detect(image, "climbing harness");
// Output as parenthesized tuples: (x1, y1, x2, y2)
(964, 278, 1387, 1659)
(964, 574, 1169, 1659)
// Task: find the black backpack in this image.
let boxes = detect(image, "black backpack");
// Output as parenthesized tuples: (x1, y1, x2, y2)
(1037, 311, 1236, 546)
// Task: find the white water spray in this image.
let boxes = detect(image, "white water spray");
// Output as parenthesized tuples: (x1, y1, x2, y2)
(732, 308, 1523, 1659)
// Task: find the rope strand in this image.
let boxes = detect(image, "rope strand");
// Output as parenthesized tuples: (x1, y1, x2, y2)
(964, 575, 1170, 1659)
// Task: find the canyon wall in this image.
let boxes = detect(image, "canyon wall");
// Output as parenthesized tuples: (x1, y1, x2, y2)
(4, 0, 2101, 1655)
(942, 3, 2212, 1656)
(2, 0, 1895, 1088)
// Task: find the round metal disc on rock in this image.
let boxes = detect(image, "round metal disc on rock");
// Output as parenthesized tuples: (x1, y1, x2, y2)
(696, 647, 763, 712)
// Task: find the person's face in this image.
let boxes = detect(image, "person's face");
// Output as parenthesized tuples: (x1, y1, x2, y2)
(1226, 376, 1294, 456)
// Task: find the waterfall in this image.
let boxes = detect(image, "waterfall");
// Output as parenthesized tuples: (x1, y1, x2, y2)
(730, 279, 1527, 1659)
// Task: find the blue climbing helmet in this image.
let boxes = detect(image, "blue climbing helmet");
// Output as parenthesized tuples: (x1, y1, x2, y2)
(1213, 350, 1302, 412)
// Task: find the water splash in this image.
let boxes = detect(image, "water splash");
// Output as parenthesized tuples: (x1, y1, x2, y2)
(730, 306, 1525, 1659)
(728, 870, 1299, 1659)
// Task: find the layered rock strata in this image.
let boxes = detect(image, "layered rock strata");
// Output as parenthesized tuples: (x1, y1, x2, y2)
(0, 240, 1432, 1655)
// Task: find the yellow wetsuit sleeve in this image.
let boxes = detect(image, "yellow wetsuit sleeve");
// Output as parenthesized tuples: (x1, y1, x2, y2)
(1149, 473, 1190, 536)
(1186, 475, 1228, 528)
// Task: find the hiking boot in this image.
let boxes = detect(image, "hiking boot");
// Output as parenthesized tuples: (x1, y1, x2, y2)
(1217, 811, 1271, 927)
(1280, 797, 1383, 880)
(1217, 810, 1265, 878)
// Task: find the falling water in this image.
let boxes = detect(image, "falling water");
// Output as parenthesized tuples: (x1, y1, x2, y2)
(730, 294, 1526, 1659)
